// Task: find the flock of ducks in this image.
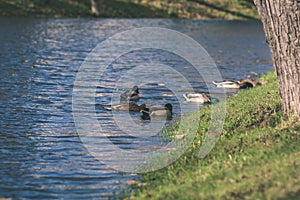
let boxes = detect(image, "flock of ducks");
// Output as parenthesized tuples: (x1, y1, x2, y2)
(106, 86, 173, 120)
(105, 78, 264, 120)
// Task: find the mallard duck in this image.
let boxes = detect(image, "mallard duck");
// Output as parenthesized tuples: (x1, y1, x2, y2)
(183, 93, 211, 103)
(141, 103, 172, 120)
(212, 79, 262, 89)
(212, 80, 241, 88)
(106, 102, 146, 112)
(120, 85, 140, 102)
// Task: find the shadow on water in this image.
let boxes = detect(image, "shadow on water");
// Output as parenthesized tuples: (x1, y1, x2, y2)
(0, 18, 272, 199)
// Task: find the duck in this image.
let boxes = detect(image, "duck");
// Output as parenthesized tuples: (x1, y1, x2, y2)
(120, 85, 140, 102)
(141, 103, 172, 120)
(238, 79, 263, 87)
(183, 93, 214, 104)
(106, 102, 146, 112)
(212, 79, 262, 89)
(212, 80, 242, 88)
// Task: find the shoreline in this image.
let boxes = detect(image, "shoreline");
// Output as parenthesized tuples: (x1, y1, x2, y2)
(0, 0, 259, 20)
(126, 72, 300, 199)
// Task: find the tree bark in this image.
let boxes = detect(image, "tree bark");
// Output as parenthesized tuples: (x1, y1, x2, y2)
(90, 0, 99, 16)
(253, 0, 300, 116)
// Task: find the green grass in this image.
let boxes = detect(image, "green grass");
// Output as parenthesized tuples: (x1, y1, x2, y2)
(0, 0, 91, 18)
(0, 0, 259, 19)
(125, 72, 300, 200)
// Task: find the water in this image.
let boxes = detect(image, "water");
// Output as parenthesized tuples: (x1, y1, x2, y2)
(0, 18, 272, 199)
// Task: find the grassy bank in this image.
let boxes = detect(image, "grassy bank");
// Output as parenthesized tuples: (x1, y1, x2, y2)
(126, 72, 300, 199)
(0, 0, 259, 19)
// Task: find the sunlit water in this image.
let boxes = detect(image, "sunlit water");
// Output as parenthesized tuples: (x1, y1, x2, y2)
(0, 18, 272, 199)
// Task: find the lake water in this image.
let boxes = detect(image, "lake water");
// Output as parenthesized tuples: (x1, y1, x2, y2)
(0, 18, 272, 199)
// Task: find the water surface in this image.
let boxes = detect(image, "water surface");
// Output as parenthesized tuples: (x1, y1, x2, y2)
(0, 18, 272, 199)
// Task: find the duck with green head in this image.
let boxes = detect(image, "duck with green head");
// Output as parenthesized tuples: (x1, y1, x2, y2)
(183, 93, 218, 104)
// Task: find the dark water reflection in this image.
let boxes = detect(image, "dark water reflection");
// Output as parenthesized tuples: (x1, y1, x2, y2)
(0, 18, 272, 199)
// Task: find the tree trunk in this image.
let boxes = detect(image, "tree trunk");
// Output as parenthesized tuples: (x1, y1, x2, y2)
(90, 0, 99, 16)
(253, 0, 300, 116)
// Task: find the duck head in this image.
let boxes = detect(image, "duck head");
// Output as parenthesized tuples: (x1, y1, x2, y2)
(165, 103, 173, 112)
(132, 85, 139, 94)
(140, 107, 151, 120)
